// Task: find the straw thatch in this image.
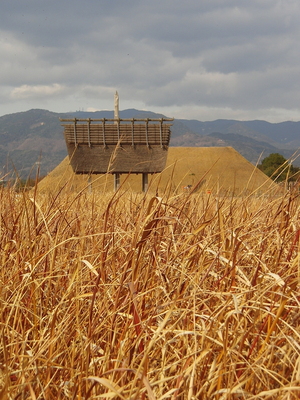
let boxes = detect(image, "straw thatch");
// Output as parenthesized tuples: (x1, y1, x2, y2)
(61, 118, 172, 174)
(38, 147, 278, 195)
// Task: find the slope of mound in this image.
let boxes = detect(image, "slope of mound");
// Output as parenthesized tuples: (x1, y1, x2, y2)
(38, 147, 277, 195)
(162, 147, 276, 194)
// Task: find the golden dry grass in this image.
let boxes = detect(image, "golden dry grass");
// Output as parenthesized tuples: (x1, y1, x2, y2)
(0, 179, 299, 399)
(37, 147, 277, 196)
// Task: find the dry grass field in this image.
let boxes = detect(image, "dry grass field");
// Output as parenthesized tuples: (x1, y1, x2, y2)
(1, 171, 300, 399)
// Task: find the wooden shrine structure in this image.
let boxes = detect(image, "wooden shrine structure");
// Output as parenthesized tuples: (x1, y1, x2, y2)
(60, 116, 173, 191)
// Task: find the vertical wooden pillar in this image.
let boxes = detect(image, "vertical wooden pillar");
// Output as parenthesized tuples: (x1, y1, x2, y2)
(142, 173, 148, 192)
(114, 173, 120, 191)
(88, 176, 92, 193)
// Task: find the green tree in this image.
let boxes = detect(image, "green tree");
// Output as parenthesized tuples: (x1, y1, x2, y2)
(258, 153, 300, 182)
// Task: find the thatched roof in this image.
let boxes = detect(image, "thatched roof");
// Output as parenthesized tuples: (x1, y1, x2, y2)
(38, 147, 277, 195)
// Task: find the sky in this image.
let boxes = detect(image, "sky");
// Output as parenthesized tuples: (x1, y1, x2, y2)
(1, 0, 300, 122)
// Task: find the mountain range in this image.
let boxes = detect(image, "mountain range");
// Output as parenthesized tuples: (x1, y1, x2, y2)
(0, 108, 299, 179)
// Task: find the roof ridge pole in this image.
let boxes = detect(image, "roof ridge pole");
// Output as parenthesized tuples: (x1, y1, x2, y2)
(102, 118, 106, 148)
(145, 118, 149, 148)
(73, 118, 77, 146)
(114, 91, 119, 121)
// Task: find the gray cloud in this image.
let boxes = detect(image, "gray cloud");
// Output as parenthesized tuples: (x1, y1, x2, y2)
(1, 0, 300, 121)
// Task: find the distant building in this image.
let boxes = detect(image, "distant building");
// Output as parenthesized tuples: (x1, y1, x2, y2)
(61, 93, 173, 191)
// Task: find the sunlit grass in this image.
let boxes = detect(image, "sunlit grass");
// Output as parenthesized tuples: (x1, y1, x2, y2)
(0, 182, 299, 399)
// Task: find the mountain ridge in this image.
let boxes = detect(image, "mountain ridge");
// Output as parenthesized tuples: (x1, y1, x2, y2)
(0, 108, 299, 178)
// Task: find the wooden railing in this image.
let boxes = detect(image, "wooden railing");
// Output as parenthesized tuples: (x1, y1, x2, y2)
(60, 118, 173, 148)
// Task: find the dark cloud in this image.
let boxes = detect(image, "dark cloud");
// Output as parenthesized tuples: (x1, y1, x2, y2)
(1, 0, 300, 121)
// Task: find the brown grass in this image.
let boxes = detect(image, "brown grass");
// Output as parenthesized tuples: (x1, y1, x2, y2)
(0, 178, 299, 399)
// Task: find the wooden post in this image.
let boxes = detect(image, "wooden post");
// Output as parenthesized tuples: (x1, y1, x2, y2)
(114, 173, 120, 191)
(88, 176, 92, 193)
(142, 173, 148, 192)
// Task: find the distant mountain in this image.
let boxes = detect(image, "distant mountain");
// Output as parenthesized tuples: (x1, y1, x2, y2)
(243, 120, 300, 146)
(207, 132, 280, 164)
(0, 109, 68, 178)
(172, 118, 300, 165)
(180, 118, 300, 148)
(0, 108, 299, 179)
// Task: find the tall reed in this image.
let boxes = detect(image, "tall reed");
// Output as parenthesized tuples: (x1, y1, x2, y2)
(0, 182, 299, 399)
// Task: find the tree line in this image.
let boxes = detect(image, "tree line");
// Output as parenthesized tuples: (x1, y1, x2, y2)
(258, 153, 300, 183)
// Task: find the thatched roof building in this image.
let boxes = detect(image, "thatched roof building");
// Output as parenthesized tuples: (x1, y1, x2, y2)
(61, 118, 173, 174)
(38, 147, 278, 196)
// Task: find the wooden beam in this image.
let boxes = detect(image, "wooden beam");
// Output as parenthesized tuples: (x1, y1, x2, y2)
(142, 173, 148, 192)
(114, 173, 120, 191)
(60, 117, 174, 123)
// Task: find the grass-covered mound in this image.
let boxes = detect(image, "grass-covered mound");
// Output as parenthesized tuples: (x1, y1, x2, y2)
(38, 147, 276, 195)
(0, 182, 299, 398)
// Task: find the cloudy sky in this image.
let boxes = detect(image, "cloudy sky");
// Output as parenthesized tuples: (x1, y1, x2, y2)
(1, 0, 300, 122)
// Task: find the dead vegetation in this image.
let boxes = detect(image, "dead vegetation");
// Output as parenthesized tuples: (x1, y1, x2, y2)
(0, 180, 299, 399)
